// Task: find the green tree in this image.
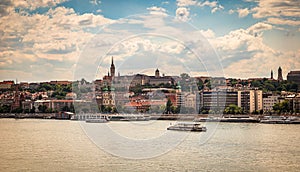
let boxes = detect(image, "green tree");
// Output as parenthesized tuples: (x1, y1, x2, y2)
(38, 105, 47, 113)
(273, 100, 290, 114)
(224, 104, 242, 114)
(165, 99, 172, 114)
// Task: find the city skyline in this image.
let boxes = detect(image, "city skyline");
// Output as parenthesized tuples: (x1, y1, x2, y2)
(1, 0, 300, 82)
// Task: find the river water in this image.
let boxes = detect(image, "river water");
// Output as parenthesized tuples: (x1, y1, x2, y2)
(0, 119, 299, 171)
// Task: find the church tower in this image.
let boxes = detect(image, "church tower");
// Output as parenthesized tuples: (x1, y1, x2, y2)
(271, 70, 273, 79)
(155, 68, 160, 78)
(110, 57, 115, 78)
(277, 66, 283, 82)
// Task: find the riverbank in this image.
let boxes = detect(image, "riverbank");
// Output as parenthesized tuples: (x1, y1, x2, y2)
(1, 113, 300, 124)
(0, 113, 56, 119)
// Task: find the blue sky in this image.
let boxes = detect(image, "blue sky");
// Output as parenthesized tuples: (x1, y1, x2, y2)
(0, 0, 299, 82)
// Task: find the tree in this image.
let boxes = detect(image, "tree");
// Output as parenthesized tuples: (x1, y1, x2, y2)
(224, 104, 242, 114)
(38, 105, 47, 113)
(38, 94, 43, 100)
(165, 98, 172, 114)
(273, 100, 290, 114)
(30, 106, 36, 113)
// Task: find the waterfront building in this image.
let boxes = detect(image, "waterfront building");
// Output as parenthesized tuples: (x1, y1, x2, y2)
(238, 89, 263, 113)
(102, 91, 115, 107)
(183, 93, 197, 110)
(200, 90, 238, 113)
(263, 95, 279, 113)
(21, 100, 33, 111)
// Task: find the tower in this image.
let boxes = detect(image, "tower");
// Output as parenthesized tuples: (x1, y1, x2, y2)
(271, 70, 273, 79)
(110, 57, 115, 78)
(155, 68, 160, 78)
(277, 67, 283, 82)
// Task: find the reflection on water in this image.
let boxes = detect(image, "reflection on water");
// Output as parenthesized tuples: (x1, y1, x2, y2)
(0, 119, 299, 171)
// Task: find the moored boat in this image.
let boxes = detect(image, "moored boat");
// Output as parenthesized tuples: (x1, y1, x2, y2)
(167, 122, 207, 132)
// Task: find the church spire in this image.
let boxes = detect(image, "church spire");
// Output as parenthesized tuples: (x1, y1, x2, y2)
(271, 70, 273, 79)
(110, 56, 115, 77)
(278, 66, 283, 82)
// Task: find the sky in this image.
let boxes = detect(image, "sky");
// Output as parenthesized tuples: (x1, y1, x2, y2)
(0, 0, 300, 82)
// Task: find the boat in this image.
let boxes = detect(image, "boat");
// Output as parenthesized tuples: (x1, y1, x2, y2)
(260, 116, 300, 124)
(85, 115, 109, 123)
(85, 118, 109, 123)
(167, 122, 207, 132)
(110, 114, 151, 121)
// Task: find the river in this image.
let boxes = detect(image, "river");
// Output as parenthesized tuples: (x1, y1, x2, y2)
(0, 119, 299, 171)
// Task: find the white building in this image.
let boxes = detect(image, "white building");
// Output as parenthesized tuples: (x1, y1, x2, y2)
(263, 95, 279, 113)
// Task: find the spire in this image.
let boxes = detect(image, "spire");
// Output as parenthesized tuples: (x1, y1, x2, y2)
(277, 66, 283, 82)
(110, 56, 115, 77)
(155, 68, 160, 78)
(271, 70, 273, 79)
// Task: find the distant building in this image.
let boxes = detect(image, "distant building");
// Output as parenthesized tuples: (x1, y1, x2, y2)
(49, 81, 72, 85)
(277, 66, 283, 82)
(0, 80, 14, 89)
(287, 70, 300, 87)
(65, 92, 77, 100)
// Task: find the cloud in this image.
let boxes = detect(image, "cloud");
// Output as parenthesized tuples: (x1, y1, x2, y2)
(267, 17, 300, 26)
(177, 0, 197, 7)
(252, 0, 300, 18)
(198, 1, 223, 13)
(228, 9, 234, 15)
(247, 22, 273, 35)
(147, 6, 167, 16)
(198, 1, 217, 8)
(176, 0, 223, 14)
(13, 0, 68, 11)
(176, 7, 190, 22)
(89, 0, 101, 5)
(211, 5, 224, 13)
(204, 21, 299, 79)
(237, 8, 249, 18)
(199, 29, 216, 39)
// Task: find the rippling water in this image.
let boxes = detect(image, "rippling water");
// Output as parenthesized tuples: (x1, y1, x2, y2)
(0, 119, 299, 171)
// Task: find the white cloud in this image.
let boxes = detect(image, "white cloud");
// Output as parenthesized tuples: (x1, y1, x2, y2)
(205, 21, 299, 79)
(237, 8, 249, 18)
(228, 9, 234, 15)
(199, 29, 216, 39)
(147, 6, 167, 16)
(247, 22, 273, 35)
(176, 7, 190, 22)
(252, 0, 300, 18)
(89, 0, 101, 5)
(211, 5, 224, 13)
(267, 17, 300, 26)
(13, 0, 68, 11)
(198, 1, 217, 8)
(177, 0, 197, 7)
